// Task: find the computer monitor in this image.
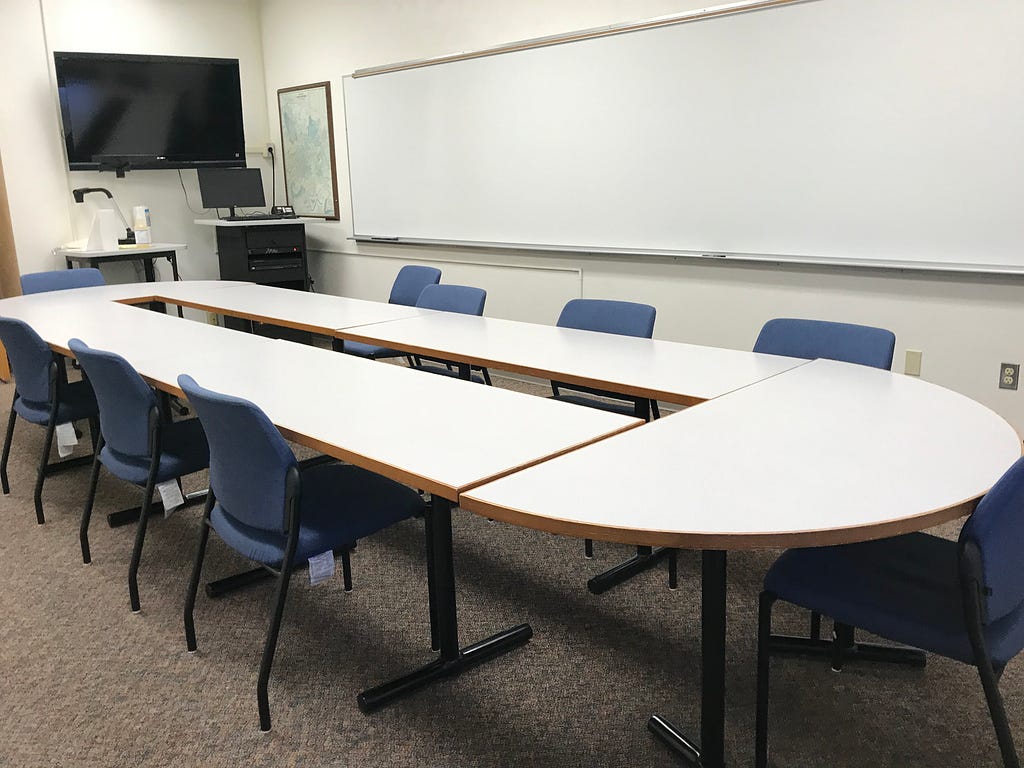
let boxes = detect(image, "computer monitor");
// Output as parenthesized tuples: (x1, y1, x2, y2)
(198, 168, 266, 217)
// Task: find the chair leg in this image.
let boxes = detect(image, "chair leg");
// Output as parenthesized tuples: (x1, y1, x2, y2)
(1, 399, 16, 495)
(80, 436, 105, 564)
(33, 418, 57, 525)
(755, 591, 777, 768)
(128, 468, 160, 613)
(0, 403, 16, 499)
(87, 415, 100, 453)
(257, 560, 294, 732)
(668, 548, 678, 590)
(650, 400, 661, 420)
(976, 656, 1020, 768)
(831, 621, 855, 672)
(584, 538, 594, 558)
(184, 496, 214, 652)
(341, 548, 353, 592)
(481, 368, 492, 386)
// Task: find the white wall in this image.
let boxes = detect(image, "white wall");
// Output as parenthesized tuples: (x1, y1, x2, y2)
(0, 0, 75, 274)
(257, 0, 1024, 433)
(4, 0, 1022, 434)
(0, 0, 270, 282)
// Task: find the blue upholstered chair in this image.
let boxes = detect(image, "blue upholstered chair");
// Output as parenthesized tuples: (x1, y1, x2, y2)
(342, 265, 441, 361)
(753, 317, 896, 369)
(69, 339, 209, 613)
(20, 268, 105, 295)
(0, 319, 99, 524)
(753, 317, 896, 640)
(177, 374, 424, 731)
(551, 298, 660, 420)
(755, 456, 1024, 768)
(408, 284, 492, 384)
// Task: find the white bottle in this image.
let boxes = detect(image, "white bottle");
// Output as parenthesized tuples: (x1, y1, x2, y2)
(133, 205, 152, 244)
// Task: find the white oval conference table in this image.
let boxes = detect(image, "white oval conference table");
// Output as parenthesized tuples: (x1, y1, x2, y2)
(2, 281, 1020, 768)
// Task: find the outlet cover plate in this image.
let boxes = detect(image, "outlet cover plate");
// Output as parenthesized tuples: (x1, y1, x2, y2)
(1000, 363, 1019, 390)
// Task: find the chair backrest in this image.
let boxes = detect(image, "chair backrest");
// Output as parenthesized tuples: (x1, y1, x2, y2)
(178, 374, 296, 534)
(753, 318, 895, 370)
(68, 338, 157, 458)
(20, 269, 105, 295)
(415, 283, 486, 316)
(0, 318, 55, 405)
(557, 299, 656, 339)
(960, 456, 1024, 622)
(388, 265, 442, 306)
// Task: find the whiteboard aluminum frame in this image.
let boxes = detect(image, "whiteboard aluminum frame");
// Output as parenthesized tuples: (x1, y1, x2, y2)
(351, 0, 816, 79)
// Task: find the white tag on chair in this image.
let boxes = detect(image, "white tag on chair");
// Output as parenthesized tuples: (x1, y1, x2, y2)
(158, 480, 185, 517)
(308, 550, 335, 586)
(55, 422, 79, 458)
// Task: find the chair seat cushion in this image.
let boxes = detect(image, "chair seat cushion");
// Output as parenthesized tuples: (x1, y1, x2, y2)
(100, 417, 209, 485)
(550, 393, 639, 417)
(211, 463, 424, 566)
(765, 533, 1024, 666)
(413, 363, 487, 385)
(14, 380, 98, 426)
(343, 340, 405, 360)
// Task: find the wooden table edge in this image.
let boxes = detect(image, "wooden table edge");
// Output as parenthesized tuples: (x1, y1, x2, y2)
(457, 496, 993, 551)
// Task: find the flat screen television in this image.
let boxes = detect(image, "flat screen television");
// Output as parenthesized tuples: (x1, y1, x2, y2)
(54, 51, 246, 173)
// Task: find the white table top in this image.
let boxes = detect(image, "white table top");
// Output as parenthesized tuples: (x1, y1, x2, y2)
(142, 337, 638, 498)
(461, 359, 1023, 549)
(0, 298, 274, 365)
(56, 243, 186, 257)
(6, 282, 1019, 543)
(148, 283, 433, 335)
(0, 288, 639, 500)
(339, 312, 805, 405)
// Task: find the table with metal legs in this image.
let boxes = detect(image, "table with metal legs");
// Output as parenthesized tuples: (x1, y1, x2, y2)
(462, 360, 1021, 767)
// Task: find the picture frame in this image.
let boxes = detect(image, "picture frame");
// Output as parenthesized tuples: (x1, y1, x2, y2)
(277, 81, 340, 220)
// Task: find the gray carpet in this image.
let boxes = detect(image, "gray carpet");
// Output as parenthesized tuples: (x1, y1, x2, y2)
(0, 375, 1018, 767)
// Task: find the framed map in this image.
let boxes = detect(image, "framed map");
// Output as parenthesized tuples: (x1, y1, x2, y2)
(277, 82, 340, 220)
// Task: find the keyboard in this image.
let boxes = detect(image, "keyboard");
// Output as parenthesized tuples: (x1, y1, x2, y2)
(223, 213, 288, 221)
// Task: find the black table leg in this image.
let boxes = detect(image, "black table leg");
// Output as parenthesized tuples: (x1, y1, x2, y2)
(357, 495, 532, 712)
(648, 549, 727, 768)
(587, 545, 674, 594)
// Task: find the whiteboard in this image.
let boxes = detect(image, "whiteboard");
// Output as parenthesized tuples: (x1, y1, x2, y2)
(343, 0, 1024, 271)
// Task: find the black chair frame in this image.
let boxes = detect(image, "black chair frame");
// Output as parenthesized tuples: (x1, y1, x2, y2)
(754, 539, 1020, 768)
(184, 467, 366, 732)
(2, 355, 99, 525)
(81, 403, 204, 612)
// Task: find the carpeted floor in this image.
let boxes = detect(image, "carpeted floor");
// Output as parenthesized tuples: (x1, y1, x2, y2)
(0, 374, 1018, 767)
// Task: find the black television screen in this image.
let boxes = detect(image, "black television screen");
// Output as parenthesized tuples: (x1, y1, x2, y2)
(54, 52, 245, 172)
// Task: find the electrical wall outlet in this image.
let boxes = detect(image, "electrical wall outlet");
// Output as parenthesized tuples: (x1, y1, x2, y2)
(904, 349, 922, 377)
(999, 363, 1019, 390)
(205, 312, 220, 327)
(262, 142, 275, 158)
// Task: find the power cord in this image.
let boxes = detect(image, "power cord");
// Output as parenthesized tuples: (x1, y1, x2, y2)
(178, 170, 209, 214)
